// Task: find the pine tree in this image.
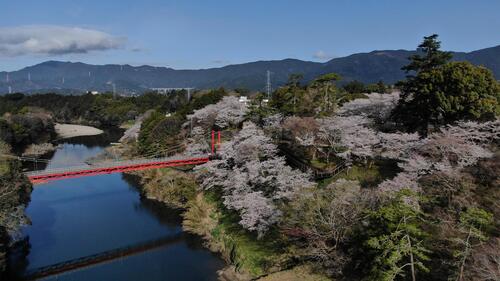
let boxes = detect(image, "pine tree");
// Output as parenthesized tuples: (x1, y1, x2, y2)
(312, 73, 342, 114)
(452, 207, 493, 281)
(365, 190, 430, 281)
(402, 34, 452, 75)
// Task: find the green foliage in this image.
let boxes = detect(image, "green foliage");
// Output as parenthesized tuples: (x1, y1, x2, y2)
(365, 81, 388, 94)
(194, 88, 226, 108)
(458, 207, 493, 242)
(314, 73, 341, 83)
(448, 207, 495, 281)
(183, 192, 286, 277)
(211, 212, 285, 276)
(246, 94, 277, 125)
(323, 161, 399, 188)
(137, 88, 227, 155)
(270, 86, 309, 116)
(0, 142, 11, 176)
(343, 80, 387, 94)
(343, 80, 366, 94)
(286, 73, 304, 87)
(270, 73, 344, 116)
(395, 61, 500, 131)
(138, 112, 183, 154)
(0, 91, 189, 127)
(394, 34, 499, 132)
(402, 34, 452, 74)
(257, 264, 330, 281)
(312, 73, 342, 114)
(139, 168, 198, 209)
(377, 81, 388, 94)
(362, 190, 430, 281)
(0, 109, 56, 146)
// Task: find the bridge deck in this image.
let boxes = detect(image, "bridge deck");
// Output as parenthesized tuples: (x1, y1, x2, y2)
(26, 155, 209, 184)
(24, 234, 184, 280)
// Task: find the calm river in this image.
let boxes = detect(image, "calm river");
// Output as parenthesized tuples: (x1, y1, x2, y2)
(6, 131, 225, 280)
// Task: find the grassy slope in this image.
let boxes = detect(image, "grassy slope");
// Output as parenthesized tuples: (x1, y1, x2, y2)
(183, 192, 290, 277)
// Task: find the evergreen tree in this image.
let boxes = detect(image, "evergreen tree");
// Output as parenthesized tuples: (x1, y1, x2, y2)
(364, 190, 430, 281)
(377, 80, 387, 94)
(402, 34, 452, 75)
(312, 73, 342, 114)
(393, 35, 500, 133)
(286, 73, 304, 87)
(343, 80, 366, 94)
(452, 208, 493, 281)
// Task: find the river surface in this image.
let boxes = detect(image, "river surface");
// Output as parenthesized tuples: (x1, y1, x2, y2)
(6, 132, 225, 280)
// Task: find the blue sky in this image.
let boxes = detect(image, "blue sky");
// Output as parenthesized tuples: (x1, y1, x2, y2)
(1, 0, 499, 71)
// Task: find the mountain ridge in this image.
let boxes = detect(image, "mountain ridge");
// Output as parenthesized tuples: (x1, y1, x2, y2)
(1, 45, 499, 94)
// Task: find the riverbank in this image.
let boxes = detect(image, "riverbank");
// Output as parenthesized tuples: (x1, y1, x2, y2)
(0, 148, 32, 276)
(22, 143, 57, 157)
(55, 123, 103, 139)
(132, 168, 330, 281)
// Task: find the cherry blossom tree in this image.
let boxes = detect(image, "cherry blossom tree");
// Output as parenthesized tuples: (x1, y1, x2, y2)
(186, 96, 248, 130)
(184, 126, 210, 156)
(378, 121, 499, 192)
(317, 115, 378, 160)
(338, 92, 400, 123)
(282, 117, 318, 146)
(317, 94, 498, 193)
(377, 132, 420, 159)
(195, 122, 313, 236)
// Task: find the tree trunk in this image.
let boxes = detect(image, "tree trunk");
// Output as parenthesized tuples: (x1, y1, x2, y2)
(404, 216, 417, 281)
(457, 228, 472, 281)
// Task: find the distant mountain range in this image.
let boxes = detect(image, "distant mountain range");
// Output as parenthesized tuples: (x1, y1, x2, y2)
(1, 45, 499, 94)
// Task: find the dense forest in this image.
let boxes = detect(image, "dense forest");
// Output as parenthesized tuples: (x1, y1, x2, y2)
(0, 90, 199, 147)
(0, 34, 499, 280)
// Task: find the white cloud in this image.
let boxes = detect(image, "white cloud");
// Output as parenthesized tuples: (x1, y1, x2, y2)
(313, 50, 335, 60)
(0, 25, 126, 56)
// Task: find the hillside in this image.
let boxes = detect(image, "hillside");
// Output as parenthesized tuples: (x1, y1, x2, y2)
(1, 45, 499, 94)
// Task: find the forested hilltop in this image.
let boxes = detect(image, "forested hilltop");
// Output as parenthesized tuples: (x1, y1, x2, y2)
(129, 35, 500, 280)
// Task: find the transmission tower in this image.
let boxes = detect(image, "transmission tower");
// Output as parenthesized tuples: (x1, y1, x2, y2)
(266, 70, 272, 99)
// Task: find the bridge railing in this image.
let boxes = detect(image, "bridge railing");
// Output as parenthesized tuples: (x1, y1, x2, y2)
(24, 154, 208, 177)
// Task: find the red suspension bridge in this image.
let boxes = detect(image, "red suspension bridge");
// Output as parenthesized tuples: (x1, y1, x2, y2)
(13, 130, 222, 185)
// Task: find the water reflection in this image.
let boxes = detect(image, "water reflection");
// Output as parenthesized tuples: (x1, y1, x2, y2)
(6, 130, 225, 281)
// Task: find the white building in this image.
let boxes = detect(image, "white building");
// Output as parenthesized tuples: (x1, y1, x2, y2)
(239, 96, 249, 105)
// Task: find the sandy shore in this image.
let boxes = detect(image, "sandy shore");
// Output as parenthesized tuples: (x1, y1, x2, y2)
(55, 123, 104, 139)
